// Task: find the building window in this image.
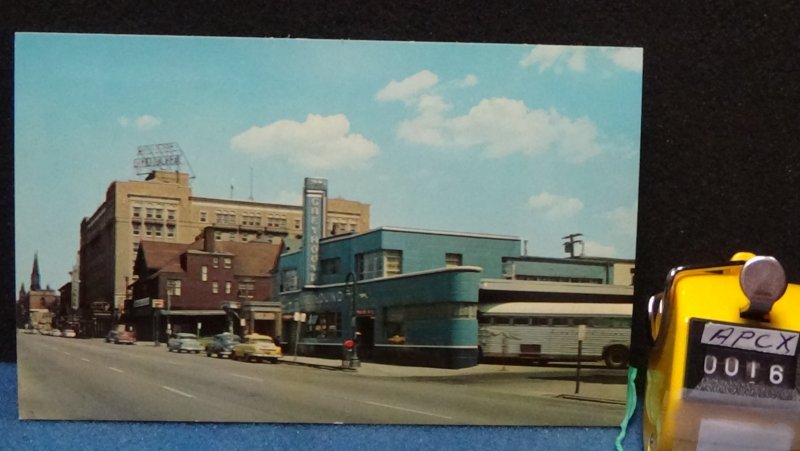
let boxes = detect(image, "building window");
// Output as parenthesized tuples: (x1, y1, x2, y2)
(168, 279, 181, 296)
(212, 257, 219, 268)
(225, 281, 232, 294)
(321, 258, 340, 275)
(223, 258, 232, 269)
(445, 253, 463, 267)
(155, 208, 163, 219)
(166, 224, 175, 238)
(305, 312, 342, 339)
(133, 242, 140, 253)
(216, 212, 236, 224)
(214, 231, 222, 241)
(154, 224, 163, 237)
(200, 211, 208, 222)
(238, 282, 255, 299)
(201, 265, 208, 282)
(356, 250, 402, 280)
(167, 209, 176, 221)
(294, 219, 301, 229)
(281, 269, 299, 292)
(132, 206, 141, 218)
(145, 224, 154, 237)
(146, 208, 154, 219)
(132, 223, 140, 235)
(212, 281, 219, 294)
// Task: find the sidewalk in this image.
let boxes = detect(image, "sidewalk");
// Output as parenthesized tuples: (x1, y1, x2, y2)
(282, 354, 628, 404)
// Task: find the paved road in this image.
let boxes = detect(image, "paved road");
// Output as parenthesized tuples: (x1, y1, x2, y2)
(18, 332, 625, 425)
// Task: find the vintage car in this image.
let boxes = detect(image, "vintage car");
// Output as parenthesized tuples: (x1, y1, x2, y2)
(62, 329, 77, 338)
(167, 332, 204, 353)
(106, 328, 136, 344)
(205, 333, 241, 358)
(230, 334, 282, 363)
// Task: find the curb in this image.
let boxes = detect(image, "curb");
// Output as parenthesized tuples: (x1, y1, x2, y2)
(556, 394, 626, 405)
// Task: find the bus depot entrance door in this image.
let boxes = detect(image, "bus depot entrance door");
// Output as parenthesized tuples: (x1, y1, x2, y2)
(356, 316, 375, 359)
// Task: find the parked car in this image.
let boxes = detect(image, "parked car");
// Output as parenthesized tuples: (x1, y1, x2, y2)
(50, 329, 63, 337)
(168, 332, 204, 353)
(106, 328, 136, 344)
(231, 334, 282, 363)
(205, 333, 241, 358)
(62, 329, 76, 338)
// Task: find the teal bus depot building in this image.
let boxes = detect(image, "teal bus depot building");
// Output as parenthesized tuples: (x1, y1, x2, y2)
(277, 226, 522, 369)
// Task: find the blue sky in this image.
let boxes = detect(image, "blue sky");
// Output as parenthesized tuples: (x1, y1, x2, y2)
(15, 33, 642, 291)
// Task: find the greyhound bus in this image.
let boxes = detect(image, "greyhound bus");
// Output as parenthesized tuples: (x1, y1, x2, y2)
(477, 302, 632, 368)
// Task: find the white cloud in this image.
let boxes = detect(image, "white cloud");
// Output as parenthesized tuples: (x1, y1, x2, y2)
(118, 114, 162, 130)
(375, 70, 439, 103)
(520, 45, 586, 73)
(528, 192, 584, 220)
(230, 113, 379, 170)
(400, 97, 601, 162)
(582, 240, 616, 258)
(607, 48, 643, 72)
(522, 45, 643, 74)
(135, 115, 162, 130)
(604, 204, 638, 236)
(459, 74, 479, 87)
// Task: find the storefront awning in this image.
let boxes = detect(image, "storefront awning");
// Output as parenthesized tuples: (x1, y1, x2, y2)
(163, 310, 226, 316)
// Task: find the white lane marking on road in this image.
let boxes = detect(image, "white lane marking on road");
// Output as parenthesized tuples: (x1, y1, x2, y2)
(361, 401, 454, 420)
(231, 374, 262, 382)
(108, 367, 124, 373)
(81, 358, 91, 362)
(63, 351, 72, 356)
(161, 386, 195, 398)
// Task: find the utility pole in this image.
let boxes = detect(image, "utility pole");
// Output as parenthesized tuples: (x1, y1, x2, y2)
(562, 233, 584, 258)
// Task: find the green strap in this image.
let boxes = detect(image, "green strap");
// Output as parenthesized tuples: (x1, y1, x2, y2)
(615, 366, 639, 451)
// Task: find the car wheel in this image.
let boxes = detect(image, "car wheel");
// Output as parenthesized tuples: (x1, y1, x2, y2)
(206, 351, 212, 357)
(217, 353, 224, 359)
(230, 352, 237, 361)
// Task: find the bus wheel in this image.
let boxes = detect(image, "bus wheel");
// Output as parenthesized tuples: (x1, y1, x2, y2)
(603, 346, 629, 369)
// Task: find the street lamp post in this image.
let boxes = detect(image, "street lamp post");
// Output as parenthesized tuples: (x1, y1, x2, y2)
(166, 282, 173, 337)
(345, 271, 360, 368)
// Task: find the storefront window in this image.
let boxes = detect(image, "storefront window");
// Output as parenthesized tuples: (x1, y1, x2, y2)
(305, 311, 341, 339)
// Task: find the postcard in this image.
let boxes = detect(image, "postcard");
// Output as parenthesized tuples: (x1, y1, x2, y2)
(15, 33, 642, 425)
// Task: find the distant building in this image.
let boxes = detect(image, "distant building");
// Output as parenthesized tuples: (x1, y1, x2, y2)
(17, 253, 60, 331)
(79, 170, 369, 336)
(129, 226, 283, 342)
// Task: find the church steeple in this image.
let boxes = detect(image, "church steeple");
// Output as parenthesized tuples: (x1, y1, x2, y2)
(30, 253, 41, 291)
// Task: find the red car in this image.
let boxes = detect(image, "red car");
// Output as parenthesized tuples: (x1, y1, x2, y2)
(106, 328, 136, 345)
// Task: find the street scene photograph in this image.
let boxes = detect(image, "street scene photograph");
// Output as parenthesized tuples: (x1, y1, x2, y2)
(14, 33, 642, 425)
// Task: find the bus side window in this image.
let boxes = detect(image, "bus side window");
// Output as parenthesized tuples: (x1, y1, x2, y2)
(552, 318, 569, 327)
(532, 317, 549, 326)
(572, 318, 589, 326)
(512, 317, 530, 326)
(478, 315, 491, 325)
(493, 317, 511, 325)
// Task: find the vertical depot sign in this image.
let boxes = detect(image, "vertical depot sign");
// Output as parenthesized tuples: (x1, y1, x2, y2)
(302, 177, 327, 285)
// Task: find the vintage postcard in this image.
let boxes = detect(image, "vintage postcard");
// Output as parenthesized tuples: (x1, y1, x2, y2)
(15, 33, 642, 425)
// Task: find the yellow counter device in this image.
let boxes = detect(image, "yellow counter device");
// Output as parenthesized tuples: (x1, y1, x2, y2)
(644, 253, 800, 450)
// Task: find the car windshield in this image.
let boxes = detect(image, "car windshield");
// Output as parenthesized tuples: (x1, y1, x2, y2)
(250, 338, 274, 345)
(220, 336, 240, 343)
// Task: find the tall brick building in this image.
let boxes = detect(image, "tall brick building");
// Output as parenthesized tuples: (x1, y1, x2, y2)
(79, 170, 369, 336)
